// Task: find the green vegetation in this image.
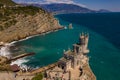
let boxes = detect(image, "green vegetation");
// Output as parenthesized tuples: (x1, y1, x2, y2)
(0, 64, 11, 71)
(32, 73, 43, 80)
(0, 57, 11, 71)
(0, 6, 43, 16)
(0, 3, 46, 31)
(0, 0, 16, 6)
(0, 6, 44, 31)
(0, 0, 47, 31)
(0, 3, 3, 7)
(0, 0, 60, 43)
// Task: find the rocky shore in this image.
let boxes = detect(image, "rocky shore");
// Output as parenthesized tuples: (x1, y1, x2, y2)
(0, 2, 63, 74)
(0, 13, 62, 43)
(0, 1, 96, 80)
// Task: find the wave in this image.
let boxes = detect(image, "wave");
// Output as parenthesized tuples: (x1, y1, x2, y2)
(0, 33, 46, 68)
(10, 58, 29, 70)
(0, 43, 13, 58)
(0, 34, 40, 58)
(64, 26, 67, 29)
(0, 29, 61, 58)
(11, 58, 39, 70)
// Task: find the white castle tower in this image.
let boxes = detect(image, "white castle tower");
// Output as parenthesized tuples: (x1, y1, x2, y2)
(58, 32, 90, 71)
(79, 32, 89, 54)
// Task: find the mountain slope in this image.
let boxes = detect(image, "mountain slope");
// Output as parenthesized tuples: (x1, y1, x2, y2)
(30, 3, 111, 14)
(32, 3, 95, 14)
(0, 0, 62, 43)
(0, 0, 16, 6)
(97, 9, 111, 13)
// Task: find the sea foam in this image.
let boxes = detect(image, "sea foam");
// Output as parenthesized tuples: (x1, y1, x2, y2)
(0, 33, 37, 58)
(0, 43, 13, 58)
(10, 58, 29, 70)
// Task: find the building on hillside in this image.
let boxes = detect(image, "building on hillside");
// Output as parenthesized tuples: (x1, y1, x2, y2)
(58, 33, 89, 71)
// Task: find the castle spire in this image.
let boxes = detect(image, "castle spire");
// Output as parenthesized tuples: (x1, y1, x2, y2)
(68, 47, 71, 51)
(80, 33, 82, 38)
(87, 32, 89, 37)
(82, 32, 84, 36)
(63, 49, 66, 53)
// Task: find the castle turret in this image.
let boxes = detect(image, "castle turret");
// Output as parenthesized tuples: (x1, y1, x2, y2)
(79, 32, 85, 45)
(79, 32, 89, 54)
(73, 32, 89, 54)
(84, 33, 89, 51)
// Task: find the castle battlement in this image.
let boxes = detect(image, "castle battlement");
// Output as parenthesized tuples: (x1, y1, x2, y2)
(29, 33, 96, 80)
(58, 33, 90, 71)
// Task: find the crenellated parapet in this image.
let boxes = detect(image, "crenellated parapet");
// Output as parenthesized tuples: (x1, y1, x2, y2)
(58, 32, 90, 71)
(21, 33, 96, 80)
(73, 32, 89, 54)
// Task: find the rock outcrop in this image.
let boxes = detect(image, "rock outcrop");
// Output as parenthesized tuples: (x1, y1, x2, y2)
(0, 5, 62, 43)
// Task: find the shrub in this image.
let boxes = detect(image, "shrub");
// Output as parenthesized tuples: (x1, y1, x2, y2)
(32, 73, 43, 80)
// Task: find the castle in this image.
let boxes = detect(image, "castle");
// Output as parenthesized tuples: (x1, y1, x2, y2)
(58, 33, 89, 71)
(29, 33, 96, 80)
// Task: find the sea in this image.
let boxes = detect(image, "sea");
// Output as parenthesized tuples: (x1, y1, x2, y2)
(4, 12, 120, 80)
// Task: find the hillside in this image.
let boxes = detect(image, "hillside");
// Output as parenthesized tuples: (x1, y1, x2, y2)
(31, 3, 95, 14)
(29, 3, 110, 14)
(97, 9, 111, 13)
(0, 0, 62, 43)
(0, 0, 16, 6)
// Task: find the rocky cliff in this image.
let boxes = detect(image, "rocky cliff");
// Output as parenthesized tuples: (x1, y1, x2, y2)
(0, 3, 62, 43)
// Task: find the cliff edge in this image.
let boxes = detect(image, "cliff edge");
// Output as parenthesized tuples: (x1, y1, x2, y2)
(0, 0, 62, 43)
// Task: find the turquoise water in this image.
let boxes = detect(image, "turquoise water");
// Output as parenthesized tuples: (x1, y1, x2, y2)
(14, 13, 120, 80)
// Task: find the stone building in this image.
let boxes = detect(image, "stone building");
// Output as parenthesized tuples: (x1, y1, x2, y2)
(58, 33, 89, 71)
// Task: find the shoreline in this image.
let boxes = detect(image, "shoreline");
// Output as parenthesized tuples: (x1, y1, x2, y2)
(53, 12, 115, 16)
(0, 26, 64, 69)
(9, 27, 64, 45)
(0, 31, 96, 80)
(0, 26, 64, 58)
(16, 55, 96, 80)
(15, 33, 96, 80)
(0, 27, 64, 46)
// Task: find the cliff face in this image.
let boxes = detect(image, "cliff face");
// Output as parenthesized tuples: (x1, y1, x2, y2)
(0, 5, 62, 43)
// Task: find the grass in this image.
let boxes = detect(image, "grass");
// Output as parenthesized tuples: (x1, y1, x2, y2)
(32, 73, 43, 80)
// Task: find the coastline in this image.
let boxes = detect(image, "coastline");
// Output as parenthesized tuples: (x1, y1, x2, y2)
(0, 28, 96, 80)
(0, 26, 64, 80)
(53, 12, 115, 15)
(15, 33, 96, 80)
(16, 55, 96, 80)
(9, 27, 64, 45)
(0, 26, 64, 70)
(18, 61, 96, 79)
(0, 26, 64, 59)
(0, 24, 96, 80)
(0, 12, 119, 80)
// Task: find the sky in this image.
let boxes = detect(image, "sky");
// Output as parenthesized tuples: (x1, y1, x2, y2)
(13, 0, 120, 12)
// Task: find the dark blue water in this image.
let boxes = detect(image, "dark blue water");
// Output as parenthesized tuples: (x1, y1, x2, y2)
(15, 13, 120, 80)
(56, 13, 120, 49)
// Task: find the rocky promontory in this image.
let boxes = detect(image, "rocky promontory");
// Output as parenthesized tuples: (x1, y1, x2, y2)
(0, 3, 62, 43)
